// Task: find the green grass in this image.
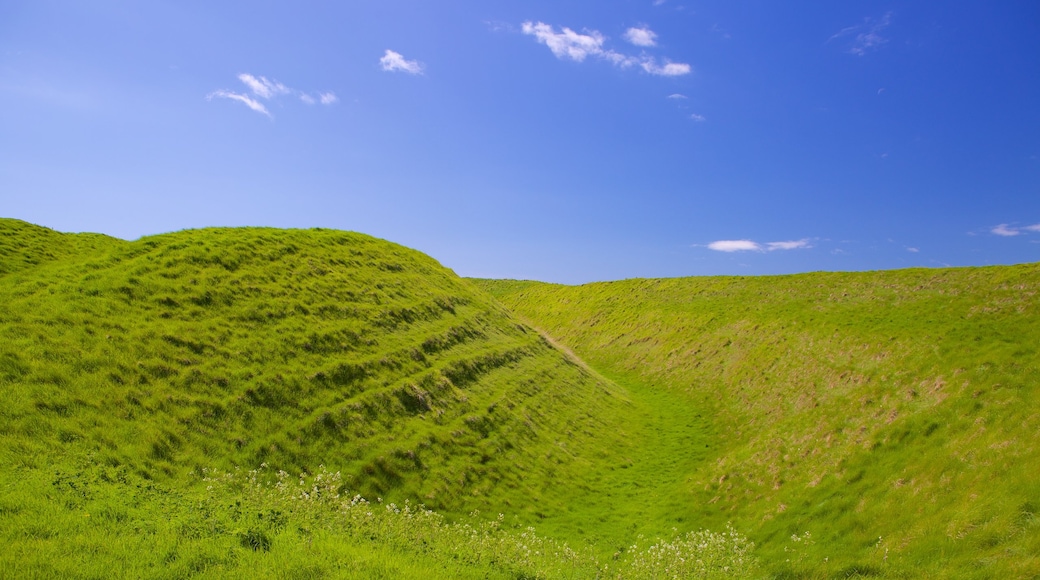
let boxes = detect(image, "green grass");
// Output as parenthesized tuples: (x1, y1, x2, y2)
(477, 270, 1040, 578)
(0, 220, 631, 515)
(8, 216, 1038, 577)
(0, 218, 759, 577)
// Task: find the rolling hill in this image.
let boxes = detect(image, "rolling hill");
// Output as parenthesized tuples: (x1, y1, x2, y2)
(1, 219, 691, 578)
(3, 216, 1037, 577)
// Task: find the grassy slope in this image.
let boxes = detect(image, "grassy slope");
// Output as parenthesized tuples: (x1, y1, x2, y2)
(0, 219, 653, 575)
(478, 268, 1040, 578)
(0, 218, 121, 277)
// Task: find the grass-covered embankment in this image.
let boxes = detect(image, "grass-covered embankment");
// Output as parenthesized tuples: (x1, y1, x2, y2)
(478, 269, 1040, 577)
(0, 219, 763, 576)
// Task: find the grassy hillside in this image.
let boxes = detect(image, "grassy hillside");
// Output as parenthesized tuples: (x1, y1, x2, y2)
(0, 218, 121, 276)
(1, 219, 759, 577)
(478, 268, 1040, 578)
(13, 214, 1036, 577)
(0, 219, 635, 509)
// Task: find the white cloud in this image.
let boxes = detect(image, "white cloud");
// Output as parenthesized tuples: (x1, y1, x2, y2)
(690, 113, 706, 122)
(907, 247, 920, 253)
(830, 12, 893, 56)
(992, 223, 1040, 236)
(521, 21, 690, 76)
(380, 50, 424, 74)
(706, 238, 811, 252)
(521, 21, 611, 63)
(624, 26, 657, 47)
(238, 74, 290, 99)
(667, 93, 687, 99)
(708, 240, 761, 252)
(766, 239, 811, 251)
(209, 73, 336, 117)
(641, 58, 691, 76)
(992, 224, 1021, 236)
(207, 90, 271, 117)
(653, 0, 667, 5)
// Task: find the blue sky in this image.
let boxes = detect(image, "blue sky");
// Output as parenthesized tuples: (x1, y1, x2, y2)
(2, 1, 1038, 283)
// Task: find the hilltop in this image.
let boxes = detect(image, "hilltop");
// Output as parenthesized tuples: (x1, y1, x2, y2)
(478, 268, 1040, 577)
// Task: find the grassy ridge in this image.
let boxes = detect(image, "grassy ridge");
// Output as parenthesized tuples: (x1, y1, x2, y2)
(478, 269, 1040, 577)
(0, 220, 634, 516)
(2, 219, 705, 576)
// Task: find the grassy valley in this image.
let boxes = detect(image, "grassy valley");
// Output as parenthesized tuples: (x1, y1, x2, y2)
(478, 269, 1040, 577)
(2, 219, 757, 578)
(2, 217, 1037, 577)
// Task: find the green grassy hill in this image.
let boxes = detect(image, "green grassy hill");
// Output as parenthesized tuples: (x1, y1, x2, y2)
(477, 269, 1040, 577)
(6, 219, 744, 578)
(5, 216, 1036, 577)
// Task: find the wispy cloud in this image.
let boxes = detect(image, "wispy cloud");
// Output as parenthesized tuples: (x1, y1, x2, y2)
(641, 58, 691, 76)
(706, 238, 811, 252)
(207, 89, 270, 117)
(830, 12, 893, 56)
(484, 19, 515, 33)
(907, 247, 920, 253)
(667, 93, 687, 99)
(521, 21, 691, 76)
(624, 26, 657, 47)
(380, 50, 424, 74)
(690, 113, 706, 122)
(766, 239, 811, 251)
(710, 23, 731, 40)
(209, 73, 336, 117)
(238, 74, 289, 99)
(992, 224, 1021, 236)
(992, 223, 1040, 236)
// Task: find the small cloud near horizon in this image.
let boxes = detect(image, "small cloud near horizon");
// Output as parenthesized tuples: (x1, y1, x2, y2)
(708, 240, 760, 252)
(992, 223, 1040, 236)
(705, 239, 811, 252)
(766, 239, 811, 251)
(380, 50, 424, 74)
